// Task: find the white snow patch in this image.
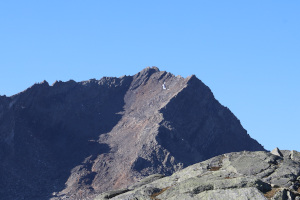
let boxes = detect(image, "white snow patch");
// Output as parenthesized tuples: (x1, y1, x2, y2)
(162, 82, 166, 90)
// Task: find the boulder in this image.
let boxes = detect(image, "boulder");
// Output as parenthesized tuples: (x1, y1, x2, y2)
(272, 147, 284, 157)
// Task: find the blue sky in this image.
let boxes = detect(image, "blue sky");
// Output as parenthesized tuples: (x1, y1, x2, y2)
(0, 1, 299, 151)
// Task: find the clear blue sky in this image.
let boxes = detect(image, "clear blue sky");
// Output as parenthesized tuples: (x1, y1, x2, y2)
(1, 1, 299, 151)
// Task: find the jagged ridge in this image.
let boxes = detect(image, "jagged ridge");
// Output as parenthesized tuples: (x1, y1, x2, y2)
(0, 67, 264, 200)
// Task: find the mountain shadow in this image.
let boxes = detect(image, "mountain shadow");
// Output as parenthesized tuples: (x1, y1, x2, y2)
(0, 76, 132, 200)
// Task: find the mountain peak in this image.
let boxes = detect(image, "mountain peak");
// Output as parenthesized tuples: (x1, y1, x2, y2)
(0, 68, 265, 200)
(143, 66, 160, 73)
(135, 66, 160, 79)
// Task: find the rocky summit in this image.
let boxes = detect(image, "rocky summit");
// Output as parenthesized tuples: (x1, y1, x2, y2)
(95, 149, 300, 200)
(0, 67, 264, 199)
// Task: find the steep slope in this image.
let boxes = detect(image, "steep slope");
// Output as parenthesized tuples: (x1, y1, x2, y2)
(0, 76, 133, 199)
(0, 67, 264, 199)
(95, 149, 300, 200)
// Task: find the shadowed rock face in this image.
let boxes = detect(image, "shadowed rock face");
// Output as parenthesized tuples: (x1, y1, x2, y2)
(0, 67, 264, 199)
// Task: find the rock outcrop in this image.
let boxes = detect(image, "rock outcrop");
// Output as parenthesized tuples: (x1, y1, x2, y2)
(271, 147, 283, 157)
(0, 67, 264, 199)
(95, 150, 300, 200)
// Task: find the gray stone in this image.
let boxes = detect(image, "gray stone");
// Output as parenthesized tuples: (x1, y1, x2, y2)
(229, 152, 271, 175)
(194, 188, 268, 200)
(291, 150, 300, 162)
(271, 188, 293, 200)
(94, 189, 130, 200)
(153, 188, 269, 200)
(156, 177, 271, 199)
(267, 158, 300, 187)
(94, 150, 300, 200)
(128, 174, 165, 190)
(272, 147, 284, 157)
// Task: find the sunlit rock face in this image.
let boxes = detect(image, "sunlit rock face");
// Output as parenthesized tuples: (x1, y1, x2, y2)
(95, 150, 300, 200)
(0, 67, 264, 199)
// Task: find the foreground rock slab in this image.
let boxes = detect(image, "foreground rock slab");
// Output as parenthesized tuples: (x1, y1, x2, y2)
(95, 150, 300, 200)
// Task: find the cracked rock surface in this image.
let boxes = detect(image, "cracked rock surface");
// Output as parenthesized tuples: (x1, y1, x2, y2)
(95, 150, 300, 200)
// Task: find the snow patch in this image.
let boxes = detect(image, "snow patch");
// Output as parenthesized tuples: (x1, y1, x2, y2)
(162, 82, 166, 90)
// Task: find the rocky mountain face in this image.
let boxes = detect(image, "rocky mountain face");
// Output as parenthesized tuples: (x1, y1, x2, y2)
(95, 149, 300, 200)
(0, 67, 264, 199)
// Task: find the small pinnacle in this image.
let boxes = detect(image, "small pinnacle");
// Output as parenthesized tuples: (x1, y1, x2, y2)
(271, 147, 283, 157)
